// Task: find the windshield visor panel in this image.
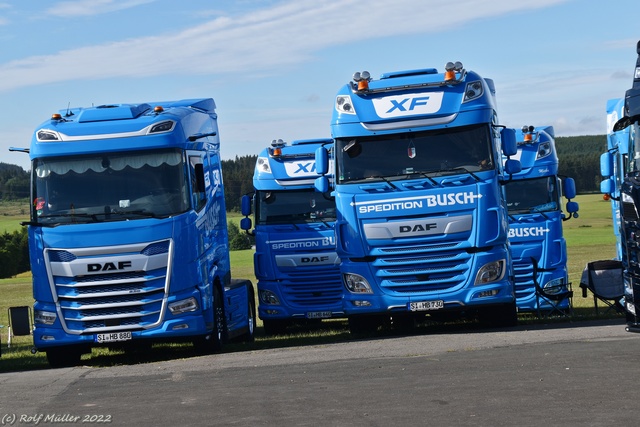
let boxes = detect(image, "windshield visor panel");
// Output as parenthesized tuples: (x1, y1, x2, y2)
(256, 189, 335, 225)
(335, 124, 493, 184)
(32, 149, 189, 225)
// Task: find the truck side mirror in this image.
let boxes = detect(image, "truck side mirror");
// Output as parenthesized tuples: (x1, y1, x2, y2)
(600, 152, 613, 177)
(240, 217, 252, 232)
(503, 159, 521, 175)
(315, 146, 329, 175)
(600, 178, 615, 194)
(566, 201, 579, 215)
(241, 194, 252, 216)
(501, 128, 517, 156)
(563, 177, 577, 200)
(315, 176, 329, 193)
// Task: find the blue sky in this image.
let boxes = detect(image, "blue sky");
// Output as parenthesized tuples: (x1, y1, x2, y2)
(0, 0, 638, 171)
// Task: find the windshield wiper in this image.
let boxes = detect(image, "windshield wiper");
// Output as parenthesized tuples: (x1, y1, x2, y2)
(22, 212, 98, 227)
(364, 175, 400, 189)
(109, 210, 160, 219)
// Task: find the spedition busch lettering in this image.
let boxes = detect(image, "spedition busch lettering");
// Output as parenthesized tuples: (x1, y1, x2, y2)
(358, 192, 479, 214)
(270, 236, 335, 250)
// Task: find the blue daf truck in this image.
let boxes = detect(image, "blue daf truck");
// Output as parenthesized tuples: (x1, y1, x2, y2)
(12, 98, 256, 366)
(314, 63, 522, 333)
(241, 138, 343, 335)
(504, 125, 578, 313)
(603, 39, 640, 331)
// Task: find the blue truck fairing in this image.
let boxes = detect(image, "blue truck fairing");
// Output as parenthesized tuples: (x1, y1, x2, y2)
(244, 139, 343, 334)
(504, 126, 576, 312)
(321, 64, 519, 331)
(23, 99, 255, 366)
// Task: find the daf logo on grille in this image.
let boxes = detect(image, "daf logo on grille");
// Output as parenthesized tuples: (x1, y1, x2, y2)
(399, 223, 437, 233)
(87, 261, 132, 272)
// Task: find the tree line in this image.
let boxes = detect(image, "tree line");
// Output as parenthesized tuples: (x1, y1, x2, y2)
(0, 135, 608, 206)
(0, 135, 609, 278)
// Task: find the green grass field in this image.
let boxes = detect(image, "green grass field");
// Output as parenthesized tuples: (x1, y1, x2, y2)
(0, 194, 624, 371)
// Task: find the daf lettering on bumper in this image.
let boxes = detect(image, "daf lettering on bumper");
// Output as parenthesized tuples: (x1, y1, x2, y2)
(364, 215, 472, 239)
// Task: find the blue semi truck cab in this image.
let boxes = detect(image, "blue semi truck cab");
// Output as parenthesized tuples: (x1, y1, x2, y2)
(504, 125, 578, 313)
(314, 63, 522, 333)
(603, 39, 640, 330)
(241, 139, 343, 335)
(13, 98, 255, 366)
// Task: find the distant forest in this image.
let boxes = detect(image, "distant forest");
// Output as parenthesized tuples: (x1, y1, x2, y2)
(555, 135, 606, 195)
(0, 134, 608, 210)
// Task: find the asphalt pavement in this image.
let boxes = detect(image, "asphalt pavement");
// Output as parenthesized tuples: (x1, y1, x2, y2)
(0, 318, 637, 426)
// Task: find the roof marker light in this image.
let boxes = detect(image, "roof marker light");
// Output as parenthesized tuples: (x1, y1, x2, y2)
(51, 113, 62, 121)
(522, 125, 535, 142)
(269, 139, 286, 157)
(353, 71, 371, 91)
(445, 61, 464, 81)
(444, 62, 456, 81)
(154, 106, 164, 113)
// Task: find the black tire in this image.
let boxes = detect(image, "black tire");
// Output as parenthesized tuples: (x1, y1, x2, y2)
(193, 286, 225, 353)
(46, 346, 84, 368)
(240, 289, 256, 342)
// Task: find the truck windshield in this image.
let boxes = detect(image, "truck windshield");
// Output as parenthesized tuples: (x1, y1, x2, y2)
(32, 149, 189, 225)
(505, 176, 559, 214)
(256, 189, 335, 225)
(335, 124, 493, 184)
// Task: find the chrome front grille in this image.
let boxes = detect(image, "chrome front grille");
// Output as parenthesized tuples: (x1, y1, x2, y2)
(45, 240, 171, 334)
(373, 242, 472, 294)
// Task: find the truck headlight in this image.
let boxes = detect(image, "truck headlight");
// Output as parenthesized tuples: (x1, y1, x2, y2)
(344, 273, 373, 294)
(259, 290, 280, 305)
(543, 278, 566, 295)
(34, 310, 57, 325)
(168, 297, 198, 314)
(474, 260, 505, 285)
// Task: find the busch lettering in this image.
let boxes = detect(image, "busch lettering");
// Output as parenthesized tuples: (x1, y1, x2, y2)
(87, 260, 132, 272)
(508, 227, 548, 238)
(425, 192, 479, 207)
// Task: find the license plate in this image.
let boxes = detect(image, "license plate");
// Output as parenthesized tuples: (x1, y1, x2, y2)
(306, 311, 332, 319)
(95, 331, 132, 343)
(408, 300, 444, 311)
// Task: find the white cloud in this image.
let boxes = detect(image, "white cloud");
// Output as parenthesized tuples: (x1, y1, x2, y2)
(46, 0, 156, 17)
(0, 0, 570, 93)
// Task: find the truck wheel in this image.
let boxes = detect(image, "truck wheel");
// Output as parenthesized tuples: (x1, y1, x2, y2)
(212, 286, 226, 350)
(240, 290, 256, 342)
(46, 346, 84, 368)
(194, 286, 226, 353)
